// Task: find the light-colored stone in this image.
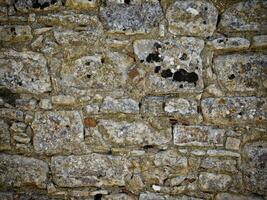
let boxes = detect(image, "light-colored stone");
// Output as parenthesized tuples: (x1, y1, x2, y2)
(201, 157, 237, 173)
(52, 95, 76, 106)
(215, 193, 264, 200)
(154, 150, 188, 169)
(39, 98, 52, 109)
(208, 37, 250, 51)
(0, 25, 32, 42)
(225, 137, 241, 150)
(252, 35, 267, 48)
(207, 150, 240, 157)
(66, 0, 98, 9)
(51, 154, 131, 187)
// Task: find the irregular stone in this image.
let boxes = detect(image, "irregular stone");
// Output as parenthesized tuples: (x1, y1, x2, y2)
(0, 108, 24, 121)
(201, 97, 267, 126)
(66, 0, 98, 9)
(85, 103, 100, 114)
(215, 193, 264, 200)
(85, 120, 171, 148)
(0, 25, 32, 42)
(13, 0, 61, 12)
(201, 157, 237, 173)
(100, 97, 139, 114)
(207, 150, 240, 157)
(173, 125, 225, 147)
(139, 192, 203, 200)
(199, 172, 232, 192)
(169, 176, 186, 186)
(103, 193, 134, 200)
(32, 111, 84, 155)
(51, 95, 76, 106)
(213, 54, 267, 93)
(51, 154, 131, 187)
(0, 50, 51, 94)
(0, 120, 11, 150)
(154, 150, 188, 169)
(0, 154, 48, 188)
(252, 35, 267, 48)
(141, 96, 164, 115)
(242, 141, 267, 195)
(205, 84, 225, 96)
(0, 192, 13, 200)
(15, 98, 37, 110)
(220, 0, 267, 32)
(133, 37, 204, 94)
(100, 2, 163, 34)
(39, 98, 52, 109)
(225, 137, 241, 150)
(208, 37, 250, 51)
(166, 0, 218, 37)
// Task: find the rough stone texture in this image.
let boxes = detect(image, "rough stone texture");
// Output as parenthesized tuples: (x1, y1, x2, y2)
(0, 120, 11, 151)
(208, 37, 250, 51)
(0, 25, 32, 42)
(51, 154, 131, 187)
(0, 154, 48, 188)
(252, 35, 267, 47)
(200, 157, 237, 173)
(215, 193, 264, 200)
(0, 50, 51, 94)
(166, 0, 218, 37)
(32, 111, 84, 155)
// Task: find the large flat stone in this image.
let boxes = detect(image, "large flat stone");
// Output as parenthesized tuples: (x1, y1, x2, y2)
(200, 157, 237, 173)
(166, 0, 218, 37)
(51, 154, 131, 187)
(213, 54, 267, 93)
(0, 154, 48, 188)
(0, 50, 51, 94)
(32, 111, 84, 155)
(201, 97, 267, 126)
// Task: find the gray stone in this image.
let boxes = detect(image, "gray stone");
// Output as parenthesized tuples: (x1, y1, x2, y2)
(0, 192, 13, 200)
(242, 141, 267, 195)
(208, 37, 250, 51)
(0, 25, 32, 42)
(66, 0, 98, 9)
(100, 97, 139, 114)
(0, 154, 48, 188)
(207, 150, 240, 158)
(220, 0, 267, 32)
(15, 98, 37, 110)
(199, 172, 232, 192)
(201, 97, 267, 126)
(173, 125, 225, 147)
(100, 2, 163, 34)
(215, 193, 264, 200)
(213, 54, 267, 93)
(141, 96, 165, 115)
(139, 192, 203, 200)
(154, 150, 188, 169)
(85, 120, 171, 148)
(166, 0, 218, 37)
(201, 157, 237, 173)
(103, 194, 134, 200)
(13, 0, 61, 12)
(252, 35, 267, 48)
(51, 154, 131, 187)
(39, 98, 52, 109)
(32, 111, 84, 155)
(0, 120, 11, 151)
(0, 50, 51, 94)
(51, 95, 76, 106)
(225, 137, 241, 150)
(133, 37, 204, 94)
(0, 108, 24, 121)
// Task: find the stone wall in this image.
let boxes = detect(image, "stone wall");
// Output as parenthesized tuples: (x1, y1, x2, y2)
(0, 0, 266, 199)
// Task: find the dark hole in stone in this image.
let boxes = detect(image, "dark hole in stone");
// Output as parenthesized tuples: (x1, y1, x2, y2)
(154, 66, 161, 73)
(140, 60, 144, 63)
(146, 52, 162, 63)
(204, 6, 208, 11)
(10, 27, 16, 33)
(161, 69, 173, 78)
(65, 125, 70, 128)
(197, 106, 201, 113)
(203, 20, 207, 25)
(216, 14, 221, 27)
(17, 81, 23, 86)
(86, 74, 91, 79)
(259, 162, 265, 169)
(180, 53, 187, 60)
(154, 42, 162, 49)
(32, 0, 41, 8)
(138, 102, 141, 109)
(228, 74, 235, 80)
(101, 58, 105, 64)
(51, 0, 57, 4)
(0, 88, 20, 106)
(179, 84, 183, 88)
(122, 28, 126, 31)
(124, 0, 130, 4)
(172, 69, 198, 86)
(169, 118, 178, 125)
(85, 61, 91, 65)
(143, 145, 154, 149)
(94, 194, 102, 200)
(238, 112, 243, 115)
(40, 2, 50, 9)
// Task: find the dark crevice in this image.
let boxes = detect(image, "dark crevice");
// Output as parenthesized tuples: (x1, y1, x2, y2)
(228, 74, 235, 80)
(154, 66, 161, 73)
(216, 14, 221, 28)
(146, 52, 162, 63)
(161, 69, 173, 78)
(0, 88, 20, 106)
(172, 69, 198, 86)
(94, 194, 102, 200)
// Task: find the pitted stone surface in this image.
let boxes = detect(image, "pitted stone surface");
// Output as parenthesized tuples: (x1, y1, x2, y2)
(220, 0, 267, 32)
(166, 0, 218, 37)
(100, 2, 163, 34)
(13, 0, 61, 12)
(0, 26, 32, 42)
(215, 193, 264, 200)
(208, 37, 250, 51)
(154, 150, 188, 169)
(85, 120, 171, 147)
(201, 97, 267, 126)
(213, 54, 267, 93)
(173, 125, 225, 147)
(51, 154, 131, 187)
(32, 111, 84, 155)
(0, 50, 51, 94)
(0, 154, 48, 188)
(133, 37, 204, 94)
(200, 157, 237, 173)
(66, 0, 98, 9)
(0, 120, 11, 151)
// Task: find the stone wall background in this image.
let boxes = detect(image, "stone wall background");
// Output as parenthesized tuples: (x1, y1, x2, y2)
(0, 0, 266, 199)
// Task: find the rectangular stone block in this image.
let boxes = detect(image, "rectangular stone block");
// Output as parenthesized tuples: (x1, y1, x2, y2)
(201, 157, 237, 173)
(173, 125, 225, 147)
(0, 154, 48, 189)
(201, 97, 267, 126)
(32, 111, 84, 155)
(51, 154, 131, 187)
(0, 25, 32, 42)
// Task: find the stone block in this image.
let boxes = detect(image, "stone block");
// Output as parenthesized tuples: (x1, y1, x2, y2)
(208, 37, 250, 51)
(0, 25, 32, 42)
(0, 120, 10, 151)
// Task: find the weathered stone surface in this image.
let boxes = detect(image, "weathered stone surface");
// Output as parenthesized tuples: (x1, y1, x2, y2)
(201, 97, 267, 126)
(0, 192, 12, 200)
(173, 125, 225, 147)
(215, 193, 264, 200)
(213, 54, 267, 93)
(0, 25, 32, 42)
(100, 97, 139, 114)
(133, 37, 204, 94)
(51, 95, 76, 106)
(207, 150, 240, 158)
(51, 154, 131, 187)
(103, 194, 134, 200)
(199, 172, 232, 192)
(0, 108, 24, 121)
(252, 35, 267, 47)
(220, 0, 267, 32)
(0, 50, 51, 94)
(201, 157, 237, 173)
(242, 141, 267, 195)
(32, 111, 84, 155)
(100, 2, 163, 34)
(0, 120, 10, 150)
(208, 37, 250, 51)
(154, 150, 188, 169)
(0, 154, 48, 188)
(85, 120, 171, 147)
(141, 96, 165, 115)
(66, 0, 98, 9)
(225, 137, 240, 150)
(12, 0, 61, 12)
(166, 0, 218, 37)
(139, 192, 203, 200)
